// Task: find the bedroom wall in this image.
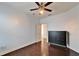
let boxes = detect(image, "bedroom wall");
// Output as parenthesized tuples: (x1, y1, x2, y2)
(0, 6, 40, 55)
(40, 5, 79, 53)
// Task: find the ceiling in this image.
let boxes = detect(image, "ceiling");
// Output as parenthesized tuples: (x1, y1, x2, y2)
(0, 2, 79, 20)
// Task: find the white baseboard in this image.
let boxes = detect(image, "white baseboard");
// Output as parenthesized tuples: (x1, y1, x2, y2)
(68, 46, 79, 53)
(0, 40, 40, 56)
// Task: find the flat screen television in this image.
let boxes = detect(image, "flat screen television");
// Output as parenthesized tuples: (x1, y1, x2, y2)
(48, 31, 69, 47)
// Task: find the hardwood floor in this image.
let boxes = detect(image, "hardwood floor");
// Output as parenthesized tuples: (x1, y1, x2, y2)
(3, 42, 79, 56)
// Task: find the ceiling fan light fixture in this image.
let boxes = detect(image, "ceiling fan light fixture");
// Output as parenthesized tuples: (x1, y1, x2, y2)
(30, 2, 53, 15)
(39, 6, 44, 15)
(39, 9, 44, 15)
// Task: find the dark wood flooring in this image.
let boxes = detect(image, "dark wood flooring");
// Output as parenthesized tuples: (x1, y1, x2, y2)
(3, 42, 79, 56)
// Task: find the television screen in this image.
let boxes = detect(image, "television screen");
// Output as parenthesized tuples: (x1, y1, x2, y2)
(48, 31, 68, 46)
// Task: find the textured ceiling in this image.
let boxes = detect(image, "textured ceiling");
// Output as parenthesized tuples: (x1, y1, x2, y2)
(0, 2, 79, 20)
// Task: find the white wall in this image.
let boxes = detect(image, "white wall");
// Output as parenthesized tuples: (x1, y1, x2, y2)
(0, 6, 40, 55)
(40, 5, 79, 53)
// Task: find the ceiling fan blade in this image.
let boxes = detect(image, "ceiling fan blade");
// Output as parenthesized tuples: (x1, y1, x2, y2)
(44, 2, 53, 7)
(30, 8, 39, 11)
(35, 2, 40, 6)
(44, 8, 52, 12)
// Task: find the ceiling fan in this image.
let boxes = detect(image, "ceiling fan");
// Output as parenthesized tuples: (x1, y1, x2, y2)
(30, 2, 53, 15)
